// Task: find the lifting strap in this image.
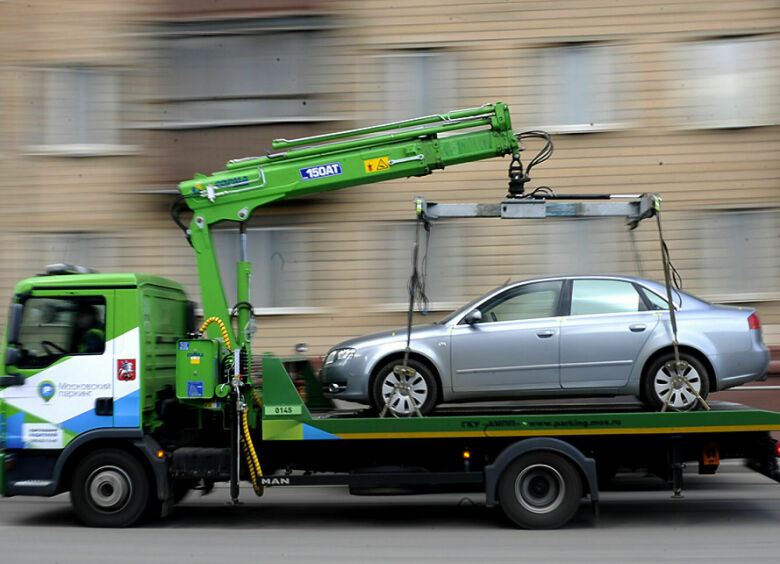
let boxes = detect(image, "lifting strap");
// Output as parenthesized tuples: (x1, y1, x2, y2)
(379, 213, 431, 418)
(654, 197, 710, 412)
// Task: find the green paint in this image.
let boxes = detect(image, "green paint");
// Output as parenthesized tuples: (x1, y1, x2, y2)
(263, 419, 303, 441)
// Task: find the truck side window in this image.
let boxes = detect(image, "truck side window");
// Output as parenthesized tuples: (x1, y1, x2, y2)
(16, 296, 106, 369)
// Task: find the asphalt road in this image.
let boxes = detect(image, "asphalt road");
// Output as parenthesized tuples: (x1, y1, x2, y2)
(1, 464, 778, 564)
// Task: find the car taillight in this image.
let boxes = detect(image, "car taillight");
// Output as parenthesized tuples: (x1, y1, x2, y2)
(747, 313, 761, 330)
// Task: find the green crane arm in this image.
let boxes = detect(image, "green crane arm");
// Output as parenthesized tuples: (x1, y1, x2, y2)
(176, 102, 520, 347)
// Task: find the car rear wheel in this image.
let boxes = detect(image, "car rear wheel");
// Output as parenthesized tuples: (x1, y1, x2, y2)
(371, 358, 438, 417)
(643, 352, 710, 411)
(497, 452, 583, 529)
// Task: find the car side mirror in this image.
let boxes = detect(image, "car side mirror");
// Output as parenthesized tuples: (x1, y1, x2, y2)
(464, 310, 483, 325)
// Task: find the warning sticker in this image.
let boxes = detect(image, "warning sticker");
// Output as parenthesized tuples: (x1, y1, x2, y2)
(187, 381, 204, 398)
(364, 156, 390, 173)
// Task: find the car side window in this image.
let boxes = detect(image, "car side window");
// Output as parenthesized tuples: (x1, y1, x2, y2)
(641, 288, 669, 310)
(570, 280, 644, 316)
(479, 281, 562, 323)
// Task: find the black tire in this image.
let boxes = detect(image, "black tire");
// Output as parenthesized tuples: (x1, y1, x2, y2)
(70, 449, 152, 527)
(497, 452, 583, 529)
(371, 358, 438, 417)
(643, 352, 710, 411)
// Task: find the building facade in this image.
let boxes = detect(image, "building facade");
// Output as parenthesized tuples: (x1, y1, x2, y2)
(0, 0, 778, 366)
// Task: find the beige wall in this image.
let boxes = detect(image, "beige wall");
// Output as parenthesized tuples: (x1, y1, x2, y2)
(0, 0, 778, 358)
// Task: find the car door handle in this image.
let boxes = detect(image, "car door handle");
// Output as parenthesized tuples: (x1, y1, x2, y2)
(629, 324, 647, 332)
(537, 330, 555, 338)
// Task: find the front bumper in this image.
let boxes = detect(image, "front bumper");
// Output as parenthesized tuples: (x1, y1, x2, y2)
(319, 356, 372, 403)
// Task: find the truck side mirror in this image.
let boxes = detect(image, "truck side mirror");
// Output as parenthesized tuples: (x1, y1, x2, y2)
(464, 310, 483, 325)
(6, 303, 23, 345)
(5, 346, 21, 367)
(0, 373, 24, 387)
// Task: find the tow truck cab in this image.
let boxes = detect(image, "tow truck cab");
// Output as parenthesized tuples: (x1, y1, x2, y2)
(0, 269, 190, 496)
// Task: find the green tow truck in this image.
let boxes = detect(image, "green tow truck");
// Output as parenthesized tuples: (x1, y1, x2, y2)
(0, 103, 778, 528)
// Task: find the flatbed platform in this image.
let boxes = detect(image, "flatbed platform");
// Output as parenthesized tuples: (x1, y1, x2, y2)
(261, 358, 780, 442)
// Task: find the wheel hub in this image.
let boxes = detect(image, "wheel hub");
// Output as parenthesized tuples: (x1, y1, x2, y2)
(87, 465, 132, 511)
(381, 367, 428, 416)
(515, 464, 565, 514)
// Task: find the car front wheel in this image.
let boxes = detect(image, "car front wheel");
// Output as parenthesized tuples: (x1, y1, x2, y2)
(643, 352, 710, 411)
(371, 358, 438, 417)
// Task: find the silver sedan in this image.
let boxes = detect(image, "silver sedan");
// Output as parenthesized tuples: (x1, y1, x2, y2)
(320, 276, 769, 416)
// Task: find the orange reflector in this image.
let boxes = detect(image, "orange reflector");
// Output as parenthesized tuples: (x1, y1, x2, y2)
(463, 450, 471, 460)
(156, 450, 165, 459)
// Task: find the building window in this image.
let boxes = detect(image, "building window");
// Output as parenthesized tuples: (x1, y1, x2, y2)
(161, 31, 324, 129)
(697, 210, 780, 301)
(536, 43, 622, 133)
(373, 221, 464, 311)
(26, 67, 122, 155)
(14, 233, 121, 276)
(212, 228, 313, 312)
(380, 51, 457, 122)
(677, 36, 780, 129)
(544, 218, 635, 277)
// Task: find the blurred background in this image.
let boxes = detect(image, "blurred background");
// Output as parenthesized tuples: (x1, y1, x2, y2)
(0, 0, 778, 366)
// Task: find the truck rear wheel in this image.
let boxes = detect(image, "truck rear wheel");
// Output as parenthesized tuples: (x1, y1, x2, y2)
(497, 452, 582, 529)
(70, 449, 152, 527)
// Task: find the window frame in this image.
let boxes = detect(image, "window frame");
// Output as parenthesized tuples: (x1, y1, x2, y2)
(459, 280, 566, 326)
(15, 294, 108, 369)
(155, 22, 334, 130)
(210, 226, 324, 315)
(22, 66, 137, 157)
(533, 42, 629, 134)
(561, 278, 665, 318)
(372, 50, 458, 124)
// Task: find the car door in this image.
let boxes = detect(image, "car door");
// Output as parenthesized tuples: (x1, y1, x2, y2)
(559, 279, 659, 389)
(1, 291, 114, 450)
(450, 280, 563, 394)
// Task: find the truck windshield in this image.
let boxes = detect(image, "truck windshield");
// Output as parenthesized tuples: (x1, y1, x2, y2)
(15, 296, 106, 369)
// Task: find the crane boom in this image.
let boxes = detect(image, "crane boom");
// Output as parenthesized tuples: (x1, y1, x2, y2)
(176, 102, 520, 348)
(178, 103, 518, 225)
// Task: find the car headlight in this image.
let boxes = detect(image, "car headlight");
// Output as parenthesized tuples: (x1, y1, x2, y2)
(324, 348, 356, 365)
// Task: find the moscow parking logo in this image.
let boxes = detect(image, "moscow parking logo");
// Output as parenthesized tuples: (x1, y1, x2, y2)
(38, 380, 55, 402)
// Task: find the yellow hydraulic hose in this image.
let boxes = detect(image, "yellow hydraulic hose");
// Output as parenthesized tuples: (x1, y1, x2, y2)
(242, 408, 264, 496)
(199, 316, 232, 351)
(199, 316, 264, 494)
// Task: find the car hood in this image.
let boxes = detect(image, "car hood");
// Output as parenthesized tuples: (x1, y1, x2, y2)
(332, 323, 442, 350)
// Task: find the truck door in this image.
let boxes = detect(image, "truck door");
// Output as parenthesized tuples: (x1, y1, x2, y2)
(1, 291, 115, 450)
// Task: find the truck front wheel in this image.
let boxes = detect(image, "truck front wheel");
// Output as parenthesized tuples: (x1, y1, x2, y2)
(497, 452, 582, 529)
(70, 449, 152, 527)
